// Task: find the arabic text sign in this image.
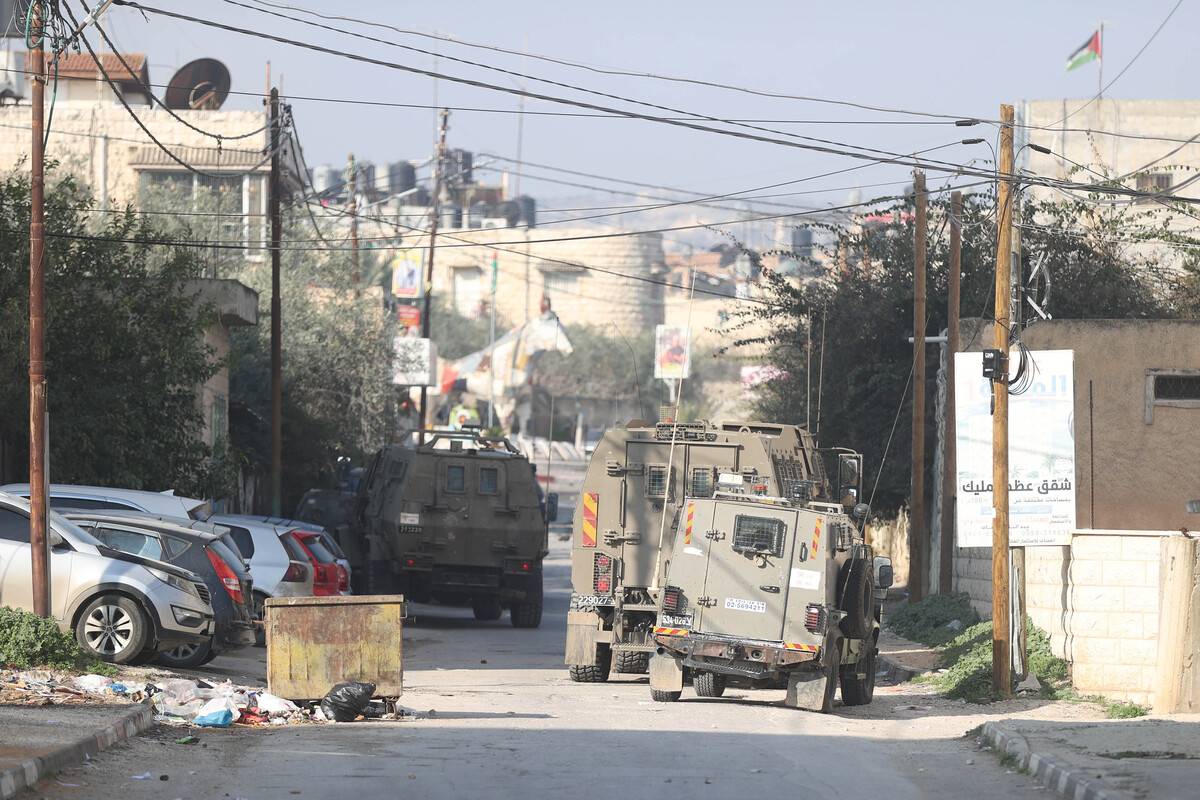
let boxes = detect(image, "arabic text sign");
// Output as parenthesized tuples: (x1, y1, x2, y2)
(955, 350, 1076, 547)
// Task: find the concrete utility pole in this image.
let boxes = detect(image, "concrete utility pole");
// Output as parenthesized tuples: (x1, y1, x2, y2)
(418, 109, 450, 443)
(939, 191, 962, 595)
(909, 170, 928, 603)
(28, 0, 49, 618)
(992, 104, 1015, 698)
(348, 153, 359, 290)
(269, 87, 283, 517)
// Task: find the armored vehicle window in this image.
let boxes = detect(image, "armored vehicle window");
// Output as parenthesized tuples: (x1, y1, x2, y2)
(689, 467, 713, 498)
(446, 464, 466, 493)
(645, 465, 670, 499)
(479, 467, 499, 495)
(732, 515, 786, 558)
(389, 460, 408, 482)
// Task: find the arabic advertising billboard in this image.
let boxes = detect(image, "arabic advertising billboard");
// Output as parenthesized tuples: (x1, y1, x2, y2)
(654, 324, 691, 380)
(954, 349, 1076, 548)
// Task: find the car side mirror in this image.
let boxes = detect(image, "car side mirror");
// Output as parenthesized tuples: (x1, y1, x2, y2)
(545, 493, 559, 523)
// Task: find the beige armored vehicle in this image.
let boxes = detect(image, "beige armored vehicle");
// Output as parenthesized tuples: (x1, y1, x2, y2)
(353, 428, 553, 628)
(565, 420, 849, 681)
(649, 471, 892, 711)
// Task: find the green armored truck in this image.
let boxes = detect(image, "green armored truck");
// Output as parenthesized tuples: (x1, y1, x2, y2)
(649, 470, 892, 712)
(353, 428, 553, 628)
(565, 420, 851, 681)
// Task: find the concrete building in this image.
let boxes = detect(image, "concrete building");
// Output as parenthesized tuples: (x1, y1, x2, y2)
(945, 319, 1200, 706)
(1018, 98, 1200, 272)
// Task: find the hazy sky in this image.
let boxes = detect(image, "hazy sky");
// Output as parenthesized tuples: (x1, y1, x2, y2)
(98, 1, 1196, 221)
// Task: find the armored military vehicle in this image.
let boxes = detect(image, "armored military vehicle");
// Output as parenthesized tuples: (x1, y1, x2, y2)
(648, 471, 892, 712)
(353, 428, 553, 628)
(565, 420, 853, 681)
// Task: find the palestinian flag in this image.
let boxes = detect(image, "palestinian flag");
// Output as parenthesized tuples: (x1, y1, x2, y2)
(1066, 30, 1101, 71)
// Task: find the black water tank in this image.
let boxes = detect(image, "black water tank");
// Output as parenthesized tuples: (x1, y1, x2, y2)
(448, 149, 473, 184)
(496, 200, 521, 227)
(517, 195, 536, 228)
(388, 161, 416, 195)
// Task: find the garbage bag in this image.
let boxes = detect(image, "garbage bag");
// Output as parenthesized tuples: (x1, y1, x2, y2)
(319, 681, 376, 722)
(253, 691, 299, 716)
(72, 674, 114, 693)
(193, 696, 240, 728)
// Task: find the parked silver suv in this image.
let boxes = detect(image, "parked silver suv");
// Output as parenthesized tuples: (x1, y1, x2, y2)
(0, 492, 215, 664)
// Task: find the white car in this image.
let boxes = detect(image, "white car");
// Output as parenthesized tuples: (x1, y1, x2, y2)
(0, 492, 215, 664)
(0, 484, 209, 519)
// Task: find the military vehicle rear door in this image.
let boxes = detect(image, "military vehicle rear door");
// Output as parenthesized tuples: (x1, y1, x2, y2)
(661, 499, 717, 631)
(698, 503, 797, 642)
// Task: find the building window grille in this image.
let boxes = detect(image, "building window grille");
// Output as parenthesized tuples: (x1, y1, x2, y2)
(1135, 172, 1172, 203)
(1145, 369, 1200, 423)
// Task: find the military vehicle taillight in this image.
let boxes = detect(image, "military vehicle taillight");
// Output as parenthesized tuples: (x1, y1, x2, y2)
(661, 585, 683, 613)
(804, 603, 826, 633)
(593, 553, 613, 594)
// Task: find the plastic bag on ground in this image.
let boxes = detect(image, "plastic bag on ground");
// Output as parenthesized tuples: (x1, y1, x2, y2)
(193, 696, 240, 728)
(319, 681, 376, 722)
(72, 674, 114, 693)
(252, 691, 298, 716)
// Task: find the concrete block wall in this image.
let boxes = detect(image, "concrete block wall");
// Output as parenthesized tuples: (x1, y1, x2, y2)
(953, 533, 1166, 706)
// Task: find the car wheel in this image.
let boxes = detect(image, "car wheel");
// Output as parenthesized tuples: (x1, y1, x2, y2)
(75, 595, 151, 665)
(694, 671, 727, 698)
(155, 638, 214, 669)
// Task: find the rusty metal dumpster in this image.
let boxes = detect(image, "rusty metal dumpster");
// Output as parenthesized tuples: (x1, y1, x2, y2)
(265, 594, 406, 701)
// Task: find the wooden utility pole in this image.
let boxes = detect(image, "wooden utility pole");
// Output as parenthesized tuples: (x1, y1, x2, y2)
(348, 153, 360, 289)
(909, 170, 928, 603)
(418, 110, 450, 443)
(28, 0, 49, 617)
(939, 191, 962, 594)
(1011, 212, 1027, 678)
(268, 87, 283, 517)
(992, 104, 1015, 697)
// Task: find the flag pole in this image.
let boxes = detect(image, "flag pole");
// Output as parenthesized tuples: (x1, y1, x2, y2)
(1097, 22, 1104, 99)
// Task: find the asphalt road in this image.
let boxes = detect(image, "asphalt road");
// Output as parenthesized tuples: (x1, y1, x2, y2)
(27, 535, 1055, 800)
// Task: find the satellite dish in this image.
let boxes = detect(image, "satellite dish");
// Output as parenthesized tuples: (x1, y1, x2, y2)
(164, 58, 231, 110)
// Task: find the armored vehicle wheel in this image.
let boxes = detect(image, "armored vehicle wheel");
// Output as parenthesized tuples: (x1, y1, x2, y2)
(693, 671, 726, 698)
(472, 596, 503, 621)
(510, 583, 543, 629)
(568, 644, 611, 682)
(651, 689, 682, 703)
(838, 559, 875, 639)
(365, 560, 396, 595)
(613, 650, 650, 674)
(840, 636, 877, 706)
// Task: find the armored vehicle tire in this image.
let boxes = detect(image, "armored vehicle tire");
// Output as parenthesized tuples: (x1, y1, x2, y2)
(365, 560, 396, 595)
(472, 596, 503, 621)
(510, 583, 543, 628)
(568, 644, 611, 682)
(838, 559, 875, 639)
(614, 650, 650, 674)
(651, 689, 682, 702)
(840, 636, 877, 706)
(693, 671, 726, 698)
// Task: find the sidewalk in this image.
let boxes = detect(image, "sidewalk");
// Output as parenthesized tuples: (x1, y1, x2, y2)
(983, 714, 1200, 800)
(0, 704, 154, 799)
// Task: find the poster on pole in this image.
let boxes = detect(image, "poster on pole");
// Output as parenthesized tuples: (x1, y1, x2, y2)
(654, 324, 691, 380)
(390, 251, 424, 300)
(954, 349, 1076, 548)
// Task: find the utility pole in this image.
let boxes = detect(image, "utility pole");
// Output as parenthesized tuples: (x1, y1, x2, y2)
(418, 109, 449, 443)
(28, 0, 49, 618)
(268, 87, 283, 517)
(992, 104, 1015, 698)
(940, 190, 962, 595)
(909, 169, 928, 603)
(348, 153, 359, 290)
(1011, 209, 1027, 678)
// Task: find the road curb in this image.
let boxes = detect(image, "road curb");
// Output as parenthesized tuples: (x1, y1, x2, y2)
(0, 703, 156, 800)
(980, 720, 1132, 800)
(876, 653, 920, 684)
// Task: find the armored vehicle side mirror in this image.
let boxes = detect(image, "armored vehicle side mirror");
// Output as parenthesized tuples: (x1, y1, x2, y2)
(545, 493, 559, 524)
(852, 503, 870, 521)
(873, 556, 894, 589)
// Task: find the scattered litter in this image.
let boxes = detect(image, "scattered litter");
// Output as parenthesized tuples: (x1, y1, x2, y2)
(320, 681, 376, 722)
(894, 704, 933, 712)
(131, 772, 153, 780)
(944, 619, 964, 632)
(175, 736, 199, 745)
(194, 697, 240, 728)
(72, 674, 114, 693)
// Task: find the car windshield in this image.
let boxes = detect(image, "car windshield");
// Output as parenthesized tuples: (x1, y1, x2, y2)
(49, 510, 103, 547)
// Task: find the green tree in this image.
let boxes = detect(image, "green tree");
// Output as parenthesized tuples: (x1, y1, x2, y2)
(0, 171, 222, 494)
(732, 191, 1183, 514)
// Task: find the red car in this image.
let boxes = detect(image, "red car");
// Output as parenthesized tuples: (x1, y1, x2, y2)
(286, 531, 343, 596)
